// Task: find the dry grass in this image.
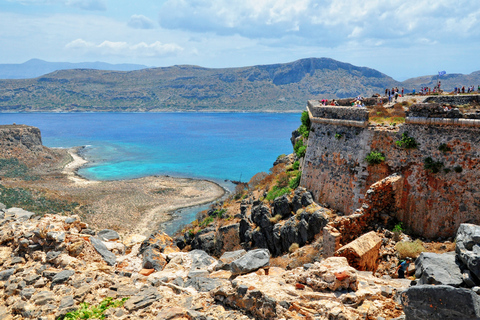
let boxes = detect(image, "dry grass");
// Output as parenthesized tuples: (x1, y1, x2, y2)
(369, 104, 406, 125)
(395, 239, 425, 259)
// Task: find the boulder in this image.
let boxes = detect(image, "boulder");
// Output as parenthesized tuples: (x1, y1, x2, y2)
(188, 250, 216, 271)
(214, 223, 240, 256)
(90, 237, 117, 266)
(401, 285, 480, 319)
(216, 249, 247, 270)
(142, 247, 167, 271)
(5, 208, 35, 220)
(335, 231, 382, 271)
(307, 209, 329, 241)
(414, 252, 463, 287)
(185, 277, 227, 292)
(272, 195, 291, 219)
(231, 249, 270, 275)
(296, 257, 358, 291)
(97, 229, 120, 241)
(456, 223, 480, 279)
(239, 218, 252, 244)
(51, 270, 75, 288)
(191, 231, 216, 254)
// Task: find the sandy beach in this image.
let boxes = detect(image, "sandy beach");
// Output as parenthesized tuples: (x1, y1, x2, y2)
(3, 147, 226, 237)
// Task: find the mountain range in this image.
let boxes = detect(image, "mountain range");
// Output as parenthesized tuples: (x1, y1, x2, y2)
(0, 59, 148, 79)
(0, 58, 479, 112)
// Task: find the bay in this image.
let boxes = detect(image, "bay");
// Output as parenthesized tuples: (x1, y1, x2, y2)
(1, 112, 300, 234)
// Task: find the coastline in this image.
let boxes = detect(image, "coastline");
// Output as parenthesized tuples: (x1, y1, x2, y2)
(62, 146, 226, 237)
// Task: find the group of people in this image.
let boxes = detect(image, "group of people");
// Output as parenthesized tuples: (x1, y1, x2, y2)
(454, 86, 480, 94)
(385, 87, 404, 103)
(319, 99, 339, 106)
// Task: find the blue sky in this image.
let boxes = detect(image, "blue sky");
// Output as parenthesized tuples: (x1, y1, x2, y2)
(1, 0, 479, 80)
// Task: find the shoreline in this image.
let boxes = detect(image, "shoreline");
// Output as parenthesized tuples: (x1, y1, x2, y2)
(62, 146, 227, 237)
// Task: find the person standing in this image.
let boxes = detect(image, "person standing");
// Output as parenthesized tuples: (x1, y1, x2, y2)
(396, 257, 412, 278)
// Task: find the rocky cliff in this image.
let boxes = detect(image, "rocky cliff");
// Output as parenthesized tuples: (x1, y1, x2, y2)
(0, 124, 68, 172)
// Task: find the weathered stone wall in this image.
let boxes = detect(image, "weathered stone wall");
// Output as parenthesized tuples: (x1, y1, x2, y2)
(424, 95, 480, 105)
(301, 101, 480, 238)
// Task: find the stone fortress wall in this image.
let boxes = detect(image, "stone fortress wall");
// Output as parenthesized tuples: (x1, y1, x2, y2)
(300, 98, 480, 238)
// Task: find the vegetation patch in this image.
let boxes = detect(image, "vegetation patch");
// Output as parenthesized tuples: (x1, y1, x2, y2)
(0, 158, 38, 180)
(454, 165, 463, 173)
(0, 184, 80, 216)
(395, 132, 419, 149)
(293, 140, 307, 158)
(334, 133, 343, 140)
(424, 157, 444, 173)
(297, 111, 311, 139)
(64, 297, 128, 320)
(365, 150, 385, 165)
(395, 239, 425, 259)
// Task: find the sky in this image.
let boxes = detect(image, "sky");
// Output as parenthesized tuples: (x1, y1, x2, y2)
(1, 0, 479, 80)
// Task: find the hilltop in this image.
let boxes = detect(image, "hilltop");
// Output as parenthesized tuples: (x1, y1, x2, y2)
(0, 58, 398, 112)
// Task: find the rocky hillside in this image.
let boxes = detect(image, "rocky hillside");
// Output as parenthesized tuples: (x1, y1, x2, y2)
(0, 202, 412, 319)
(0, 58, 399, 112)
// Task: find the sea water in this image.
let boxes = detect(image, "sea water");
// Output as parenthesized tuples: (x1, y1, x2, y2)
(0, 112, 301, 233)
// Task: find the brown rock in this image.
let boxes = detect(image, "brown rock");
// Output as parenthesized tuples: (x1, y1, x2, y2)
(335, 231, 382, 271)
(67, 241, 85, 257)
(139, 269, 155, 276)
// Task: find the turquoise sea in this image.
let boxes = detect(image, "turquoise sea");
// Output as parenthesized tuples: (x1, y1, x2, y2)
(0, 112, 300, 233)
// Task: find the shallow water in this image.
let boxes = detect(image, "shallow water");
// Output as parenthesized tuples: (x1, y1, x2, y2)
(1, 112, 300, 234)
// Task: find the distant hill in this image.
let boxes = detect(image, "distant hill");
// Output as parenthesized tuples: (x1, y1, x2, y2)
(0, 59, 148, 79)
(0, 58, 400, 112)
(402, 72, 480, 92)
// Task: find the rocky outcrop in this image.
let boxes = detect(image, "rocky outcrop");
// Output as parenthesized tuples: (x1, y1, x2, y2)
(0, 202, 409, 319)
(401, 223, 480, 318)
(0, 124, 43, 153)
(182, 188, 331, 258)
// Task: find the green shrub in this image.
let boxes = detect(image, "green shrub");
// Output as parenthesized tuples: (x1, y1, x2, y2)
(199, 216, 214, 228)
(294, 140, 307, 158)
(301, 110, 310, 128)
(265, 186, 291, 201)
(334, 133, 342, 140)
(438, 143, 452, 153)
(424, 157, 443, 173)
(395, 132, 419, 149)
(64, 297, 128, 320)
(297, 111, 311, 139)
(292, 161, 300, 170)
(365, 151, 385, 165)
(289, 172, 301, 189)
(393, 222, 404, 233)
(214, 208, 227, 219)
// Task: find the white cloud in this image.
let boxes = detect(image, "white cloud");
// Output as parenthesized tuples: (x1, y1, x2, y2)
(157, 0, 480, 45)
(65, 39, 183, 57)
(127, 14, 156, 29)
